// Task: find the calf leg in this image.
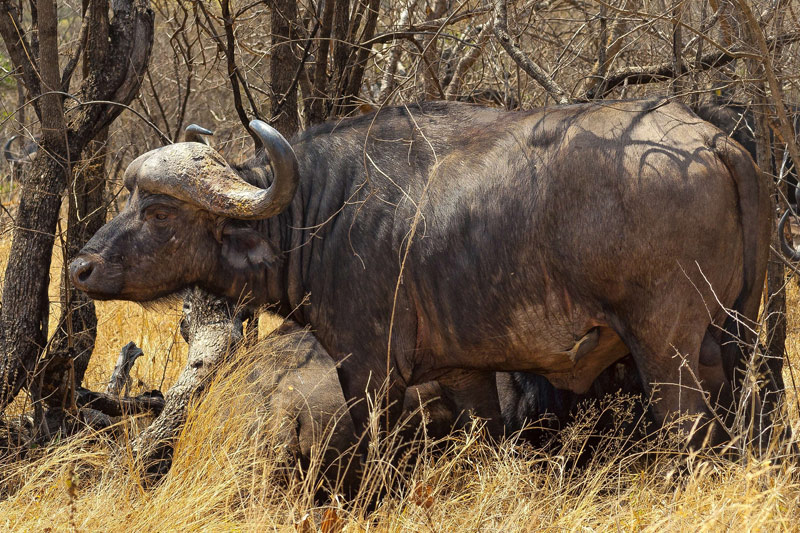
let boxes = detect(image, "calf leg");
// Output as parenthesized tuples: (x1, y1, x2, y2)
(265, 322, 357, 478)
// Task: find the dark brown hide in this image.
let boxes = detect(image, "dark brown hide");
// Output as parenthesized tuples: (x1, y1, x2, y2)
(72, 99, 771, 447)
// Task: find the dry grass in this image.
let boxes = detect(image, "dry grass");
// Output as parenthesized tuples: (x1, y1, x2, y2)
(0, 217, 799, 531)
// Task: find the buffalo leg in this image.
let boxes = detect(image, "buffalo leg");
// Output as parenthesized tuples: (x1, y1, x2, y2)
(336, 357, 407, 442)
(698, 331, 735, 428)
(620, 314, 723, 448)
(437, 369, 504, 437)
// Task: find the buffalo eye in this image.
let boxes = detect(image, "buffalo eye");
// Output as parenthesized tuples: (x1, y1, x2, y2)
(144, 205, 174, 223)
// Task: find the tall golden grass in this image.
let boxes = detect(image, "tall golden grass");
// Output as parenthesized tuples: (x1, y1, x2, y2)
(0, 209, 799, 531)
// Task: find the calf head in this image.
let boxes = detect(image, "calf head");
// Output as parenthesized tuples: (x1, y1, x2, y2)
(69, 121, 299, 302)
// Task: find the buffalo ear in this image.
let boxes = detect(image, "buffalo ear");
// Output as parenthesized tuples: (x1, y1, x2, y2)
(219, 221, 279, 271)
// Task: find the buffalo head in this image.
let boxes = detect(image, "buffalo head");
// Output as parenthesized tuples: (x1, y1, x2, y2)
(69, 121, 299, 302)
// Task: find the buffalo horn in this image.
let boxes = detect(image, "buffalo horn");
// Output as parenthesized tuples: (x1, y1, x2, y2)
(184, 124, 214, 144)
(125, 120, 299, 220)
(244, 119, 300, 219)
(3, 135, 20, 163)
(778, 209, 800, 261)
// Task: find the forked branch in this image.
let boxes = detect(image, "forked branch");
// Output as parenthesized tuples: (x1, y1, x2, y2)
(492, 0, 570, 104)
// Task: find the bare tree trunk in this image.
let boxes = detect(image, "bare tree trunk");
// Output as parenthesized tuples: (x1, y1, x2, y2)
(493, 0, 569, 104)
(270, 0, 300, 136)
(751, 97, 786, 415)
(0, 0, 154, 413)
(40, 130, 108, 410)
(0, 155, 67, 408)
(0, 0, 68, 410)
(378, 1, 415, 104)
(733, 0, 788, 442)
(340, 0, 380, 112)
(330, 0, 351, 109)
(307, 0, 334, 124)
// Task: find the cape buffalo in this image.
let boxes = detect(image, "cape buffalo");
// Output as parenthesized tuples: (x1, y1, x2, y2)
(70, 99, 770, 449)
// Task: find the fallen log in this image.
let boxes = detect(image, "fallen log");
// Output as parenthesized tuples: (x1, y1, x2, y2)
(131, 288, 245, 481)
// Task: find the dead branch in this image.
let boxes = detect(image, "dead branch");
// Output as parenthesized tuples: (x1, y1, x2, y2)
(75, 388, 164, 417)
(492, 0, 570, 104)
(106, 341, 144, 396)
(196, 0, 260, 134)
(269, 0, 300, 135)
(131, 288, 244, 482)
(363, 8, 492, 47)
(584, 29, 800, 100)
(445, 20, 494, 100)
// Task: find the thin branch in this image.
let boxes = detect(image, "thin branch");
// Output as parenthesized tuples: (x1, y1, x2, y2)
(59, 2, 90, 92)
(75, 387, 164, 416)
(378, 0, 416, 103)
(196, 0, 258, 136)
(492, 0, 569, 104)
(362, 7, 491, 48)
(584, 30, 800, 100)
(0, 0, 43, 117)
(445, 20, 494, 99)
(272, 17, 318, 123)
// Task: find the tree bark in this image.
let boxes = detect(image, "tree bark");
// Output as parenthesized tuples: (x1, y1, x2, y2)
(131, 288, 244, 482)
(270, 0, 299, 136)
(0, 0, 154, 412)
(0, 154, 68, 407)
(306, 0, 334, 124)
(0, 0, 67, 414)
(329, 0, 351, 107)
(39, 0, 113, 411)
(40, 130, 108, 409)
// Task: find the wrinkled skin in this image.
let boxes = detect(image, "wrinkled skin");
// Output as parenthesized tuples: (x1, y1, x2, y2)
(72, 99, 771, 451)
(71, 193, 225, 300)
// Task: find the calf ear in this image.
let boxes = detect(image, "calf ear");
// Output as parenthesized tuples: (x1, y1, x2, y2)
(219, 221, 279, 271)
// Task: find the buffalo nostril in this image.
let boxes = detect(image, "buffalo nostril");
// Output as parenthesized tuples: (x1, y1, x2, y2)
(70, 257, 95, 285)
(78, 264, 93, 282)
